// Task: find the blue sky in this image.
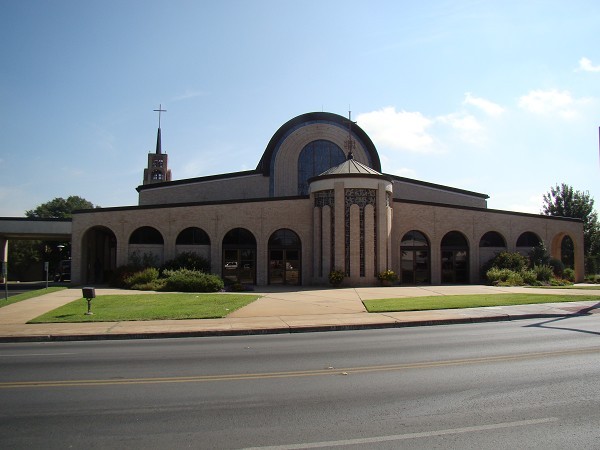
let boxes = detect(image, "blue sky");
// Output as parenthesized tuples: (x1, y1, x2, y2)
(1, 0, 598, 216)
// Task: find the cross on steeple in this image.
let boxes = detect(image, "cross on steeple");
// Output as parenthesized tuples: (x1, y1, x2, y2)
(153, 104, 166, 155)
(153, 104, 167, 128)
(344, 109, 357, 159)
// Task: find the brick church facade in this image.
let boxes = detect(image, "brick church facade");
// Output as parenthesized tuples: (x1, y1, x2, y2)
(70, 112, 584, 285)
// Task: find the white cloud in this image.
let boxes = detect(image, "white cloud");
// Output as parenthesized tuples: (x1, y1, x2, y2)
(438, 112, 482, 133)
(578, 57, 600, 72)
(356, 106, 435, 153)
(463, 93, 505, 117)
(437, 112, 485, 145)
(518, 89, 584, 119)
(172, 89, 208, 102)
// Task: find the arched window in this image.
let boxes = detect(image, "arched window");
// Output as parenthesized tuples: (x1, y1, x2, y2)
(269, 229, 301, 285)
(297, 140, 345, 195)
(516, 232, 542, 248)
(176, 227, 210, 245)
(222, 228, 257, 284)
(400, 230, 430, 284)
(128, 226, 164, 267)
(479, 231, 506, 248)
(129, 226, 164, 244)
(441, 231, 469, 284)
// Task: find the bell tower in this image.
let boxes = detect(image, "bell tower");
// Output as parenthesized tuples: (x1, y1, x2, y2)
(143, 104, 172, 185)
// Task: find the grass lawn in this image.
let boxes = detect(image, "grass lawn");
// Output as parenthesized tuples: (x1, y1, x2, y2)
(0, 287, 67, 309)
(526, 285, 600, 290)
(363, 293, 600, 313)
(28, 293, 261, 323)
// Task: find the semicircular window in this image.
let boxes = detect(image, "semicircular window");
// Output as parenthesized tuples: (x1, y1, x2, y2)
(129, 226, 164, 245)
(176, 227, 210, 245)
(298, 140, 345, 195)
(479, 231, 506, 248)
(516, 231, 541, 248)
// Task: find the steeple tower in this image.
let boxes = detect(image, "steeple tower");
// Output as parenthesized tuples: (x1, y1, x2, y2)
(143, 104, 172, 185)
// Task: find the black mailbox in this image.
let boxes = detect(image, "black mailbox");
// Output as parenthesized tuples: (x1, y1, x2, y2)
(82, 287, 96, 299)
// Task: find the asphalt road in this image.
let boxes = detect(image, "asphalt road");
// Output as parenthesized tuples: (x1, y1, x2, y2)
(1, 315, 600, 449)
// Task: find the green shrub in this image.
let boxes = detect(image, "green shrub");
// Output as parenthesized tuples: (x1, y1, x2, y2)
(110, 265, 141, 288)
(377, 269, 398, 282)
(162, 252, 210, 273)
(584, 274, 599, 284)
(520, 269, 538, 285)
(563, 268, 575, 282)
(533, 264, 553, 282)
(487, 251, 529, 272)
(529, 243, 550, 267)
(486, 267, 523, 286)
(328, 269, 345, 286)
(131, 279, 167, 291)
(162, 268, 224, 292)
(550, 277, 572, 286)
(125, 267, 160, 289)
(548, 258, 565, 277)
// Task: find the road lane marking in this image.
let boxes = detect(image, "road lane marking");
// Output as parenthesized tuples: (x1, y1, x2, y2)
(0, 353, 76, 357)
(241, 417, 559, 449)
(1, 346, 598, 389)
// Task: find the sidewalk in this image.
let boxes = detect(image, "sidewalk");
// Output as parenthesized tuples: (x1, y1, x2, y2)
(0, 285, 599, 342)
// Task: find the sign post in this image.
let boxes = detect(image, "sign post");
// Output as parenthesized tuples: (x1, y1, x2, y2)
(44, 262, 49, 289)
(2, 262, 7, 301)
(82, 287, 96, 315)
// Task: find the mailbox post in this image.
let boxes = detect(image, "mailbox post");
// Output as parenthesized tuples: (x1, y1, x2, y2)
(82, 287, 96, 315)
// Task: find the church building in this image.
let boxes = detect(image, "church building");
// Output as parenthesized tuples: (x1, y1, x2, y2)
(70, 111, 585, 286)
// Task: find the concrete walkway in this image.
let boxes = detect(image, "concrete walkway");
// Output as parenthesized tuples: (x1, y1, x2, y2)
(0, 285, 599, 342)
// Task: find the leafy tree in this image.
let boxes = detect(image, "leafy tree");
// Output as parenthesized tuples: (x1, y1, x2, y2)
(25, 195, 96, 218)
(542, 183, 600, 274)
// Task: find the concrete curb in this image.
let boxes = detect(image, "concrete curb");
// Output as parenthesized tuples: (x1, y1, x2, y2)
(0, 311, 587, 343)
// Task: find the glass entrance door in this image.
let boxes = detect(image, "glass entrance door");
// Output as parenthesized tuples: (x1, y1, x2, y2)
(269, 249, 300, 285)
(223, 249, 256, 285)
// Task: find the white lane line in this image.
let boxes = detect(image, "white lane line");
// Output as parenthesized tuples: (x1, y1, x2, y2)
(0, 353, 77, 357)
(242, 417, 558, 449)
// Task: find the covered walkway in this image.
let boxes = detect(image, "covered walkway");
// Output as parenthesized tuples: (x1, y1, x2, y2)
(0, 217, 72, 282)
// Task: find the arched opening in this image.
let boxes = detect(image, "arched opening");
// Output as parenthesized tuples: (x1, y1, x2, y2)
(551, 233, 575, 270)
(441, 231, 469, 284)
(516, 231, 542, 257)
(479, 231, 507, 281)
(176, 227, 211, 261)
(128, 226, 164, 267)
(560, 235, 574, 269)
(222, 228, 256, 285)
(297, 140, 345, 195)
(81, 226, 117, 284)
(268, 229, 301, 285)
(400, 230, 430, 284)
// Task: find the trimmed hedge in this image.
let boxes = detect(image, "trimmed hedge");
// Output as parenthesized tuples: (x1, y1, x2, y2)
(162, 269, 224, 292)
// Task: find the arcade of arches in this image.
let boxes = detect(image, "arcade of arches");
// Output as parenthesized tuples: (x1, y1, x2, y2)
(70, 111, 585, 285)
(78, 223, 580, 286)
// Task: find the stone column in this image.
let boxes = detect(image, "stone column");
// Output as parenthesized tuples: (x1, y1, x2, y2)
(322, 206, 332, 277)
(313, 206, 322, 281)
(349, 204, 360, 281)
(376, 183, 389, 272)
(334, 182, 345, 272)
(0, 238, 7, 283)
